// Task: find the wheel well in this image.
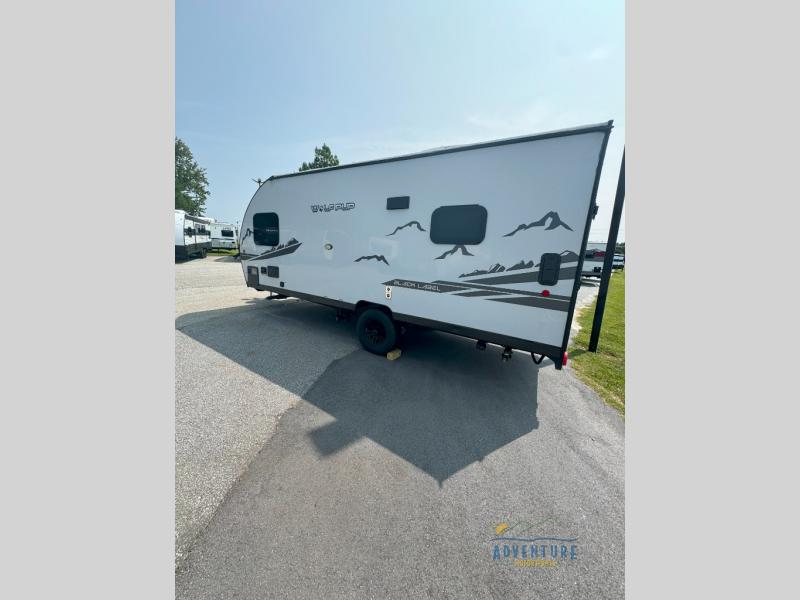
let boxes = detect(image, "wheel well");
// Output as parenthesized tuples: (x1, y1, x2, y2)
(354, 301, 393, 319)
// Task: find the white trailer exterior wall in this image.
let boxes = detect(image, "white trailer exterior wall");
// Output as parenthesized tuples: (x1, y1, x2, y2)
(239, 122, 612, 366)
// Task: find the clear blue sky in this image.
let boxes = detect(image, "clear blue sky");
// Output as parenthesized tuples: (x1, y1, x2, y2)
(177, 0, 624, 241)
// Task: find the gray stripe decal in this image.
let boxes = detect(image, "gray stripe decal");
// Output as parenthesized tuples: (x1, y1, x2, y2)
(385, 277, 573, 302)
(461, 266, 577, 285)
(487, 295, 570, 311)
(434, 280, 572, 301)
(452, 290, 507, 297)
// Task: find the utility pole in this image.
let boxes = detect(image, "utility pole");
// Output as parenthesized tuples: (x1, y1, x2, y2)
(589, 149, 625, 352)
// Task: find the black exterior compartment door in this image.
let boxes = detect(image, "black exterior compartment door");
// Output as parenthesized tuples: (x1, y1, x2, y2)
(538, 253, 562, 286)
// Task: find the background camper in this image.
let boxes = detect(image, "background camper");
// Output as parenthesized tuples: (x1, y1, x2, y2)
(210, 222, 239, 251)
(582, 242, 608, 278)
(239, 122, 613, 368)
(175, 210, 212, 260)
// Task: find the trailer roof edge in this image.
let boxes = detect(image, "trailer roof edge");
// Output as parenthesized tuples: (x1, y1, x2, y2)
(267, 121, 614, 181)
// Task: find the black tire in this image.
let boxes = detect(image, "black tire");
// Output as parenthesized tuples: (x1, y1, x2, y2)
(356, 308, 397, 355)
(201, 248, 207, 258)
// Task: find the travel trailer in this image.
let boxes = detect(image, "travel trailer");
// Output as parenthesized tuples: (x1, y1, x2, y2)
(613, 253, 625, 270)
(582, 242, 608, 278)
(239, 122, 613, 368)
(174, 210, 212, 259)
(210, 222, 239, 251)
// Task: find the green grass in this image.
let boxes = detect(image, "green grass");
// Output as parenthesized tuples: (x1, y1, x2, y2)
(569, 271, 625, 415)
(208, 248, 239, 256)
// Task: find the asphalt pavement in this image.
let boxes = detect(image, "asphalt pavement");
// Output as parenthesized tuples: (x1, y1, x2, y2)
(175, 255, 623, 599)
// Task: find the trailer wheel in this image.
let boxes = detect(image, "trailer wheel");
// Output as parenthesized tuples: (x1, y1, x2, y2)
(356, 308, 397, 355)
(201, 248, 207, 258)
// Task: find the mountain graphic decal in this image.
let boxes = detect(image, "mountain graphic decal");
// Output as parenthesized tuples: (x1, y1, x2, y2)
(556, 250, 580, 263)
(507, 259, 535, 271)
(534, 250, 580, 266)
(249, 238, 302, 261)
(387, 221, 426, 236)
(460, 263, 506, 278)
(459, 259, 536, 278)
(355, 254, 390, 266)
(435, 245, 474, 260)
(458, 251, 579, 278)
(503, 211, 573, 236)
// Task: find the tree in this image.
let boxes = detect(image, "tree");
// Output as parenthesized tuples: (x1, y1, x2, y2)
(299, 143, 340, 171)
(175, 138, 210, 216)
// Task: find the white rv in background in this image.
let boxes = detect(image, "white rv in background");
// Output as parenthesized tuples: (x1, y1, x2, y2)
(582, 242, 608, 278)
(210, 222, 239, 251)
(175, 210, 212, 259)
(239, 122, 613, 368)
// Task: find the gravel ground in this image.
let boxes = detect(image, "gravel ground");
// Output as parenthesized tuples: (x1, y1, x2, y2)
(175, 254, 262, 318)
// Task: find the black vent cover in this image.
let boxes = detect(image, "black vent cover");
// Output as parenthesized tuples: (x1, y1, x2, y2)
(386, 196, 410, 210)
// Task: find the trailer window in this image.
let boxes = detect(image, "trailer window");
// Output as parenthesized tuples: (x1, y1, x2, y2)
(429, 204, 487, 245)
(253, 213, 279, 246)
(221, 229, 234, 238)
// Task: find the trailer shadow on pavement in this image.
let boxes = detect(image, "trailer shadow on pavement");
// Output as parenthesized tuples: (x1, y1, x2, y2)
(206, 254, 239, 262)
(176, 298, 541, 485)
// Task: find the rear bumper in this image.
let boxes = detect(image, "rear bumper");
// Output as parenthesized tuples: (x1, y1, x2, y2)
(582, 267, 603, 277)
(211, 241, 238, 249)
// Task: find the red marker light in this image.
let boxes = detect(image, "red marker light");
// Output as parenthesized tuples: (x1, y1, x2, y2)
(542, 289, 550, 297)
(562, 352, 568, 366)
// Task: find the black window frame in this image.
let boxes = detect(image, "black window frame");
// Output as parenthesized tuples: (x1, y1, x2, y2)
(220, 229, 234, 238)
(253, 212, 279, 246)
(429, 204, 488, 246)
